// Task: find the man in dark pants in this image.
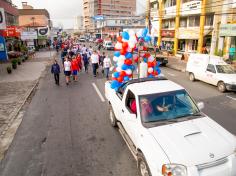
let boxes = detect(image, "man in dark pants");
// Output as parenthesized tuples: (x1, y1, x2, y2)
(51, 60, 60, 85)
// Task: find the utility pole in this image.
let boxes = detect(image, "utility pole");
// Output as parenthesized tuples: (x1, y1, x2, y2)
(198, 0, 207, 53)
(146, 0, 150, 33)
(174, 0, 181, 55)
(157, 0, 163, 47)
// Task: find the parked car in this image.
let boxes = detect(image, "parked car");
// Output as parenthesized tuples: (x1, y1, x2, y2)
(105, 76, 236, 176)
(186, 54, 236, 92)
(103, 41, 114, 50)
(79, 38, 86, 42)
(95, 38, 103, 44)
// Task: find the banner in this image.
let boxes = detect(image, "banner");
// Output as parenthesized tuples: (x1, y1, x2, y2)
(37, 27, 49, 39)
(0, 8, 6, 30)
(21, 31, 37, 40)
(0, 36, 8, 61)
(0, 26, 21, 37)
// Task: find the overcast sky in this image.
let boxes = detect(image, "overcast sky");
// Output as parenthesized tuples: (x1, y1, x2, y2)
(12, 0, 146, 29)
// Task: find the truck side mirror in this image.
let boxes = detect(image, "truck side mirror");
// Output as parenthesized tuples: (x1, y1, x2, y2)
(197, 102, 205, 110)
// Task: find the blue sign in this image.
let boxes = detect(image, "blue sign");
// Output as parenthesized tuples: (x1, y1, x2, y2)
(0, 36, 8, 61)
(93, 15, 104, 21)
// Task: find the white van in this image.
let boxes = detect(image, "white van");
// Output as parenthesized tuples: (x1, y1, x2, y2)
(186, 54, 236, 92)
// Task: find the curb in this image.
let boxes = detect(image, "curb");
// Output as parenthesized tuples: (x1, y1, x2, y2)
(166, 64, 186, 73)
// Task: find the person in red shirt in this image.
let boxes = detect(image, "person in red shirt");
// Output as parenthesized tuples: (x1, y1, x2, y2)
(71, 56, 80, 81)
(76, 53, 82, 71)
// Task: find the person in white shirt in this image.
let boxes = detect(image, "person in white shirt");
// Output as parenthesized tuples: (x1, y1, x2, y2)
(91, 50, 99, 77)
(103, 55, 112, 79)
(64, 57, 71, 85)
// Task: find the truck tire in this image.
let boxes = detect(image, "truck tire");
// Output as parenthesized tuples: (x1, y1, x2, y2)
(137, 152, 152, 176)
(217, 81, 226, 93)
(189, 73, 195, 82)
(109, 105, 117, 127)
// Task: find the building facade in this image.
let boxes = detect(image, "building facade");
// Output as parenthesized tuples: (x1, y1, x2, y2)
(0, 0, 18, 26)
(75, 16, 84, 32)
(150, 0, 235, 57)
(83, 0, 136, 33)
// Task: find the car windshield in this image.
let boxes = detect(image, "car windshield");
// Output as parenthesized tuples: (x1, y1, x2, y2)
(216, 65, 235, 74)
(139, 90, 200, 123)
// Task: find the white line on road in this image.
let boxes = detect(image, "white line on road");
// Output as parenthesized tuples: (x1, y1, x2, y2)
(92, 83, 105, 102)
(226, 96, 236, 101)
(166, 72, 176, 77)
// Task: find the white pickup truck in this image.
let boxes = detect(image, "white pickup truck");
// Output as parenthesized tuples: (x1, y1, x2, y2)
(105, 77, 236, 176)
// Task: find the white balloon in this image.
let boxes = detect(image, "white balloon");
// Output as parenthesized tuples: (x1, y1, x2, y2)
(148, 55, 155, 62)
(122, 38, 129, 43)
(113, 56, 119, 62)
(148, 67, 154, 74)
(118, 55, 126, 61)
(125, 69, 132, 75)
(117, 60, 124, 67)
(127, 47, 133, 52)
(128, 41, 136, 49)
(115, 42, 122, 50)
(116, 67, 122, 72)
(130, 36, 137, 44)
(136, 29, 143, 38)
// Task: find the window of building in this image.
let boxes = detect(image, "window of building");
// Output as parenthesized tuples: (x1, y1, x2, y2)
(180, 17, 187, 27)
(192, 40, 198, 50)
(205, 15, 214, 26)
(164, 0, 176, 7)
(163, 20, 169, 29)
(170, 19, 175, 28)
(188, 16, 200, 27)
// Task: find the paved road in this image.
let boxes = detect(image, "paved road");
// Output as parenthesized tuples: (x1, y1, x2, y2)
(0, 48, 236, 176)
(0, 62, 138, 176)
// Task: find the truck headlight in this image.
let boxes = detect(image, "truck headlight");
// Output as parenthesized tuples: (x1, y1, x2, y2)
(162, 164, 187, 176)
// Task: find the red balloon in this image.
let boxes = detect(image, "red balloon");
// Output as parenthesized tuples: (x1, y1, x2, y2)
(122, 42, 128, 49)
(125, 59, 132, 65)
(117, 76, 123, 83)
(112, 77, 118, 81)
(134, 57, 139, 63)
(120, 71, 126, 77)
(143, 46, 147, 51)
(117, 36, 122, 43)
(148, 62, 154, 67)
(120, 49, 127, 55)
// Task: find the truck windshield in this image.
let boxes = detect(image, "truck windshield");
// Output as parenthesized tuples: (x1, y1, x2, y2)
(216, 65, 235, 74)
(139, 90, 200, 123)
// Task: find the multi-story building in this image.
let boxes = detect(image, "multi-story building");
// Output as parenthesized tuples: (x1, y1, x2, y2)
(83, 0, 136, 33)
(150, 0, 235, 57)
(74, 16, 84, 32)
(0, 0, 18, 26)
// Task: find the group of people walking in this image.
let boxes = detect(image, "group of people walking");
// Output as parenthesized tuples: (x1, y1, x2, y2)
(51, 40, 112, 86)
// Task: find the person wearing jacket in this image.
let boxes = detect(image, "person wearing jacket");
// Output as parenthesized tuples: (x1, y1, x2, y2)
(51, 60, 60, 85)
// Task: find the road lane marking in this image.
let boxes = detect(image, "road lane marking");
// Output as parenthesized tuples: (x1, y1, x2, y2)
(226, 96, 236, 101)
(92, 83, 105, 102)
(166, 72, 176, 77)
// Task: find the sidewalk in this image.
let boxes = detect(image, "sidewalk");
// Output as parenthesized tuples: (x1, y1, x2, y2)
(166, 56, 187, 72)
(0, 50, 56, 160)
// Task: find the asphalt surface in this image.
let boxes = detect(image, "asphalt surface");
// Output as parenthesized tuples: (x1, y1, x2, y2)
(0, 48, 236, 176)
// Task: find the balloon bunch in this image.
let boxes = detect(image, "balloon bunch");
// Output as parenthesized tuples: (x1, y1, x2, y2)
(111, 30, 138, 91)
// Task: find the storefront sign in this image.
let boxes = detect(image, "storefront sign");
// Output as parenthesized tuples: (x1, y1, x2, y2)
(0, 8, 6, 29)
(181, 1, 201, 15)
(178, 28, 212, 39)
(219, 24, 236, 37)
(37, 27, 49, 40)
(164, 6, 176, 16)
(161, 30, 175, 38)
(0, 26, 21, 37)
(21, 31, 37, 40)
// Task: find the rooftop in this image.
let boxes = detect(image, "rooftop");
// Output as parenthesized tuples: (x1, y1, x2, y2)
(18, 9, 50, 18)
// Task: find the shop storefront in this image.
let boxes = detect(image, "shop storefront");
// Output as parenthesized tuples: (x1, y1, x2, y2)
(161, 30, 175, 50)
(219, 24, 236, 59)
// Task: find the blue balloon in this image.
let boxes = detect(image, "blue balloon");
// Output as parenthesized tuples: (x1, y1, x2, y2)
(148, 74, 154, 78)
(143, 58, 148, 63)
(121, 64, 128, 70)
(124, 76, 130, 82)
(113, 72, 120, 78)
(157, 68, 161, 75)
(129, 65, 135, 70)
(125, 52, 133, 59)
(111, 80, 119, 89)
(114, 51, 120, 57)
(157, 61, 161, 67)
(122, 31, 130, 40)
(142, 28, 148, 37)
(144, 36, 151, 42)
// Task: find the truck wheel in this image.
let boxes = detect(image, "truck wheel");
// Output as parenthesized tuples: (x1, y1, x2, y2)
(137, 152, 152, 176)
(109, 105, 117, 127)
(218, 81, 226, 93)
(189, 73, 195, 82)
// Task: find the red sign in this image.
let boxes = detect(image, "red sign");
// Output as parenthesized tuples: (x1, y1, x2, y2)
(161, 30, 175, 38)
(0, 26, 21, 37)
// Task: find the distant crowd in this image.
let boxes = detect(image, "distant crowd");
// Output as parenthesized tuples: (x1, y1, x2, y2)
(51, 39, 112, 86)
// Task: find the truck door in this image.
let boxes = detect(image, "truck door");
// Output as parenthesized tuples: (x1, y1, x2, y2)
(121, 90, 140, 146)
(205, 64, 218, 85)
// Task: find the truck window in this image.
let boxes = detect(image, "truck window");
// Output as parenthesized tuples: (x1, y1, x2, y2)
(116, 83, 128, 99)
(125, 90, 137, 114)
(207, 64, 216, 73)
